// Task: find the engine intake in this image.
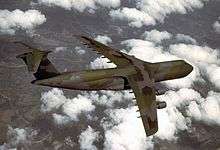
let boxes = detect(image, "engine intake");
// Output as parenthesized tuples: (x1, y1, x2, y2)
(156, 101, 167, 109)
(155, 89, 167, 95)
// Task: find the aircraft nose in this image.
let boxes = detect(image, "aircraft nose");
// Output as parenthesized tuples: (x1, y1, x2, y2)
(185, 62, 193, 74)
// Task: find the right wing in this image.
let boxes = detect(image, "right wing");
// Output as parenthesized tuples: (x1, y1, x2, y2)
(127, 73, 158, 136)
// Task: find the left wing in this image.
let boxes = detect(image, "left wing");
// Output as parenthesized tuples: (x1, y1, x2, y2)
(127, 73, 158, 136)
(77, 35, 133, 67)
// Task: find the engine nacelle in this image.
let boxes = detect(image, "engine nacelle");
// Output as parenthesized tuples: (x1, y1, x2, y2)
(156, 101, 167, 109)
(155, 89, 167, 96)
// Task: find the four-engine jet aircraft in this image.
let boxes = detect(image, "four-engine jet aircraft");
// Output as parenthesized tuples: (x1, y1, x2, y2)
(16, 36, 193, 136)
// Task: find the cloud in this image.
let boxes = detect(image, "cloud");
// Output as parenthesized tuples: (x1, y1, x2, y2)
(0, 9, 46, 35)
(169, 44, 219, 64)
(75, 46, 86, 55)
(110, 0, 207, 27)
(102, 107, 154, 150)
(175, 34, 197, 44)
(143, 30, 172, 44)
(187, 91, 220, 125)
(94, 35, 112, 45)
(79, 126, 100, 150)
(62, 94, 95, 121)
(90, 57, 116, 69)
(213, 17, 220, 34)
(55, 46, 68, 52)
(204, 64, 220, 89)
(110, 7, 156, 28)
(41, 88, 95, 123)
(38, 0, 121, 12)
(0, 127, 37, 149)
(121, 39, 179, 62)
(41, 88, 67, 112)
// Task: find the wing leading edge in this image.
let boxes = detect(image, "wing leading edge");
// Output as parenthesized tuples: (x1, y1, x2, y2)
(77, 35, 134, 67)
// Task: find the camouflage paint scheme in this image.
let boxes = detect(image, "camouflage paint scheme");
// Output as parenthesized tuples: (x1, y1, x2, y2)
(16, 36, 193, 136)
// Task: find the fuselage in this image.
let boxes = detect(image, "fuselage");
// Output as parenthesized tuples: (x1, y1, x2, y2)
(32, 60, 193, 91)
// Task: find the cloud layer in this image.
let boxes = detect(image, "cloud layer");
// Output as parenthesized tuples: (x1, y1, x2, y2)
(38, 0, 121, 12)
(0, 9, 46, 35)
(110, 0, 208, 27)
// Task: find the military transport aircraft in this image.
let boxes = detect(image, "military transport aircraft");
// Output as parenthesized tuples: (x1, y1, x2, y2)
(15, 36, 193, 136)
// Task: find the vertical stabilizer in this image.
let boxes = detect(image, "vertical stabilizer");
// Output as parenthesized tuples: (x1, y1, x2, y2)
(16, 44, 60, 80)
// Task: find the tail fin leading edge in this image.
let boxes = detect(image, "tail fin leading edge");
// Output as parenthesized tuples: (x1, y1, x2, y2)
(16, 49, 60, 80)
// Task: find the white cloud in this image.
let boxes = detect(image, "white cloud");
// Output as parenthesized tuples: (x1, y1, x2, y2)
(0, 9, 46, 35)
(102, 107, 154, 150)
(122, 39, 179, 62)
(1, 127, 37, 149)
(155, 88, 201, 140)
(213, 17, 220, 34)
(94, 35, 112, 45)
(90, 57, 116, 69)
(41, 88, 67, 112)
(204, 64, 220, 89)
(143, 30, 172, 44)
(175, 34, 197, 44)
(79, 126, 100, 150)
(38, 0, 121, 12)
(53, 113, 71, 125)
(110, 0, 207, 27)
(62, 94, 95, 121)
(75, 46, 86, 55)
(169, 44, 219, 64)
(110, 7, 155, 28)
(55, 46, 68, 52)
(8, 127, 28, 145)
(41, 88, 95, 123)
(187, 91, 220, 125)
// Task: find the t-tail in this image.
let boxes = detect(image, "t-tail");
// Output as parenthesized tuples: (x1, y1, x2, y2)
(16, 48, 60, 80)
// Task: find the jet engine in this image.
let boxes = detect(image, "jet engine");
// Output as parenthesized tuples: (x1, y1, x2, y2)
(156, 101, 167, 109)
(155, 89, 167, 96)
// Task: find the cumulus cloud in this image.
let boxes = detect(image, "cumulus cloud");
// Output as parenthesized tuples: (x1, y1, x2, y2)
(0, 127, 37, 149)
(143, 30, 172, 44)
(213, 17, 220, 34)
(169, 44, 219, 64)
(102, 107, 154, 150)
(0, 9, 46, 35)
(38, 0, 121, 12)
(82, 90, 133, 107)
(55, 46, 68, 52)
(41, 88, 95, 124)
(75, 46, 86, 55)
(79, 126, 100, 150)
(122, 39, 179, 62)
(204, 64, 220, 89)
(90, 57, 116, 69)
(94, 35, 112, 45)
(187, 91, 220, 125)
(110, 7, 156, 28)
(175, 34, 197, 44)
(110, 0, 207, 27)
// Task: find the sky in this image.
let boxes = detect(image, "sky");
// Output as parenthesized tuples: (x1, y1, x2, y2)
(0, 0, 220, 150)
